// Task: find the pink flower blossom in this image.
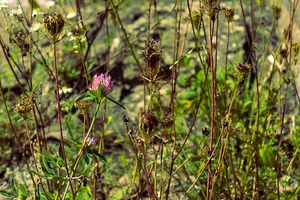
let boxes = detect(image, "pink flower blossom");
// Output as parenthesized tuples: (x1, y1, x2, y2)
(91, 73, 113, 94)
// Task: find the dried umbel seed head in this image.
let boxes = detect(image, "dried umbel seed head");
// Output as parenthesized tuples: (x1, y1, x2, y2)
(143, 39, 161, 70)
(191, 11, 202, 30)
(279, 44, 288, 59)
(139, 111, 158, 132)
(13, 92, 36, 120)
(224, 7, 234, 23)
(43, 13, 65, 42)
(272, 5, 281, 20)
(9, 28, 29, 56)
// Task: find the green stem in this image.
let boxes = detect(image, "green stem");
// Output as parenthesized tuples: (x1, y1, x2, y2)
(62, 101, 101, 199)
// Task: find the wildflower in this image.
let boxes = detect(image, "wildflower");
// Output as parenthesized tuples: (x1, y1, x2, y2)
(32, 9, 44, 17)
(59, 86, 72, 94)
(90, 73, 113, 95)
(0, 2, 8, 9)
(67, 10, 76, 19)
(29, 23, 40, 32)
(86, 136, 97, 148)
(10, 6, 22, 16)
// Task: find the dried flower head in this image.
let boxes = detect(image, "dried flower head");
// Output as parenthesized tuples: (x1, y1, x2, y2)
(69, 26, 86, 42)
(224, 7, 234, 23)
(123, 115, 130, 123)
(143, 39, 161, 71)
(191, 11, 202, 30)
(13, 92, 36, 120)
(139, 110, 158, 133)
(43, 12, 65, 42)
(90, 73, 114, 95)
(9, 28, 29, 56)
(279, 43, 288, 59)
(202, 0, 220, 21)
(272, 5, 281, 20)
(161, 112, 174, 127)
(234, 62, 252, 82)
(202, 127, 210, 136)
(76, 101, 92, 113)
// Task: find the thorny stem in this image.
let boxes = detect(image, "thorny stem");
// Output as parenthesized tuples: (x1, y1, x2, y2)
(53, 43, 74, 195)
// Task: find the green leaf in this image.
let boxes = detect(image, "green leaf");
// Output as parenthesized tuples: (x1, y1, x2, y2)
(106, 96, 126, 110)
(64, 137, 81, 149)
(27, 0, 40, 9)
(88, 90, 100, 98)
(89, 150, 107, 164)
(80, 96, 97, 102)
(40, 154, 54, 175)
(12, 178, 18, 195)
(75, 186, 92, 200)
(0, 190, 16, 198)
(19, 184, 27, 197)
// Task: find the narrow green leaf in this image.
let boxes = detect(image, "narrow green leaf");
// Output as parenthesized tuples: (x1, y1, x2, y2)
(89, 150, 107, 164)
(19, 184, 27, 197)
(0, 190, 16, 198)
(11, 178, 18, 195)
(106, 96, 126, 110)
(80, 96, 97, 102)
(75, 186, 92, 200)
(27, 0, 40, 9)
(88, 90, 100, 98)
